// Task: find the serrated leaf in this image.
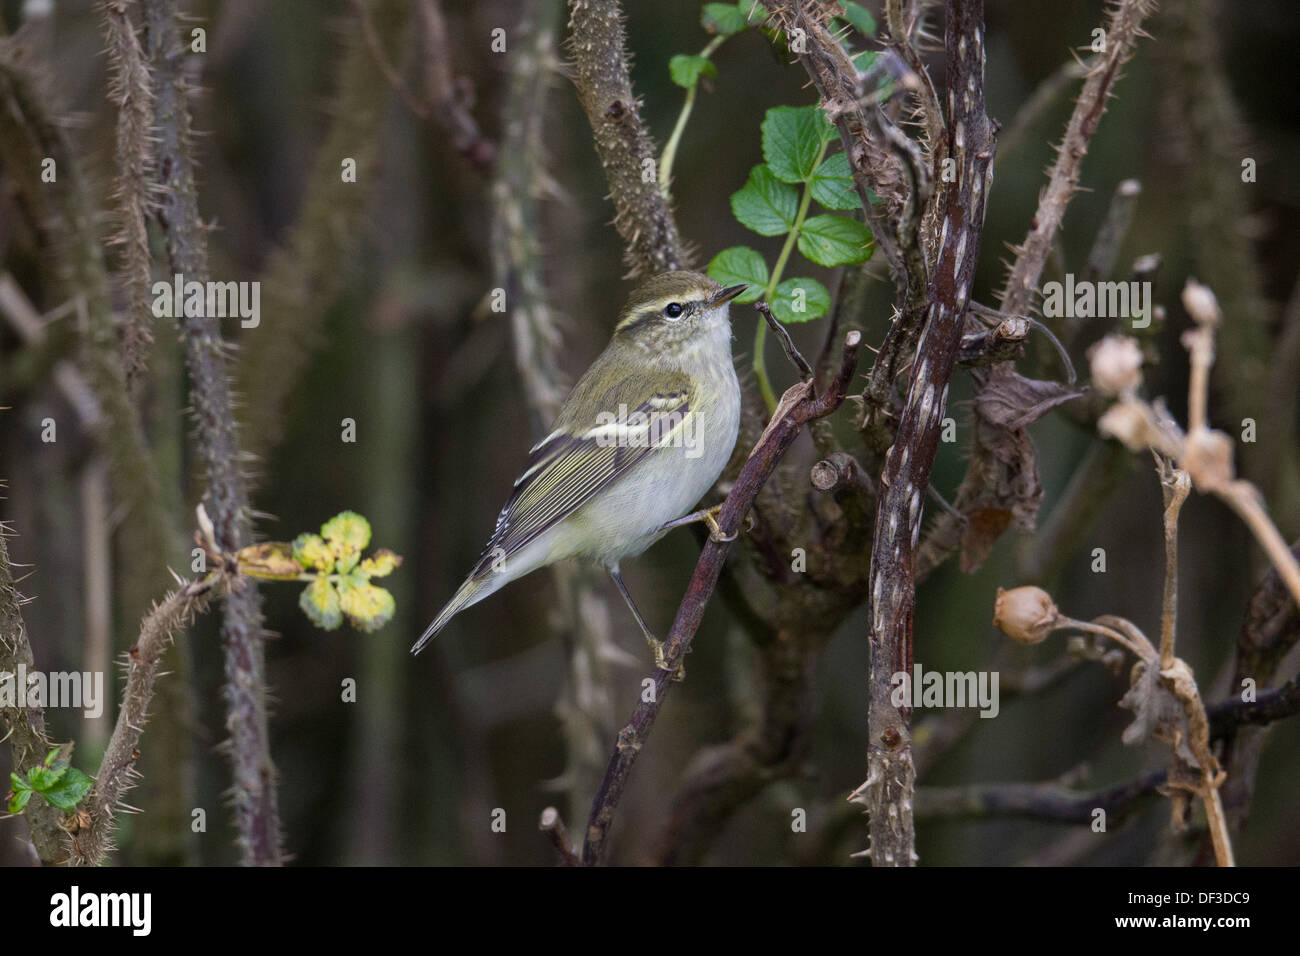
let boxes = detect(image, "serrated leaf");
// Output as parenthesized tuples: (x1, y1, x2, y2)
(292, 534, 335, 573)
(321, 511, 372, 552)
(236, 541, 304, 580)
(357, 548, 403, 578)
(669, 54, 717, 88)
(809, 152, 861, 211)
(730, 165, 798, 236)
(700, 2, 749, 36)
(26, 765, 65, 791)
(706, 247, 768, 302)
(841, 1, 877, 36)
(10, 772, 31, 793)
(762, 105, 834, 184)
(772, 278, 831, 323)
(41, 767, 91, 811)
(300, 577, 342, 630)
(8, 789, 31, 814)
(798, 214, 874, 267)
(340, 583, 397, 633)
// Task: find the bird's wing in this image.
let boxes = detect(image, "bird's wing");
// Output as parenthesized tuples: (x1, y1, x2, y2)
(470, 361, 694, 575)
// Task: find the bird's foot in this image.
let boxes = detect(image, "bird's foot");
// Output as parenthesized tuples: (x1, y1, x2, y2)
(649, 637, 686, 682)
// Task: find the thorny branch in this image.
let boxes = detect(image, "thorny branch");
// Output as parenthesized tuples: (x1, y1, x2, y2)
(97, 0, 156, 392)
(143, 0, 281, 865)
(0, 514, 67, 864)
(853, 0, 995, 868)
(72, 574, 216, 865)
(566, 0, 688, 276)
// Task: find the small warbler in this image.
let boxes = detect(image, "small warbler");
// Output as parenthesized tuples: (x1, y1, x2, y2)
(413, 271, 747, 669)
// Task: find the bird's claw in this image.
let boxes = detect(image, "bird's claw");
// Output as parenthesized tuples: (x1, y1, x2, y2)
(651, 638, 686, 682)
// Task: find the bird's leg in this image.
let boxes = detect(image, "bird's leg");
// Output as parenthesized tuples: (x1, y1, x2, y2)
(656, 504, 753, 543)
(608, 566, 685, 681)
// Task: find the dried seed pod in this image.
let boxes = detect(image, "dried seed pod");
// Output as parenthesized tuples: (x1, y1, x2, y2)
(1087, 334, 1145, 396)
(993, 586, 1060, 645)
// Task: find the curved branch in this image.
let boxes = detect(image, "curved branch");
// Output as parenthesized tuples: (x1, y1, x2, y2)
(581, 332, 862, 865)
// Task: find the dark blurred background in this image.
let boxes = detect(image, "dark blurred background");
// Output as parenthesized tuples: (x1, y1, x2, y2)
(1, 0, 1297, 865)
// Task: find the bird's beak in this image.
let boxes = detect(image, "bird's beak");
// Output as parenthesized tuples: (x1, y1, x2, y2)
(712, 284, 748, 307)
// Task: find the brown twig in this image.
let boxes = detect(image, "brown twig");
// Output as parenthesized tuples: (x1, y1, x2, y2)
(1157, 458, 1191, 671)
(581, 332, 862, 865)
(71, 573, 216, 865)
(754, 301, 813, 380)
(917, 769, 1167, 823)
(538, 806, 580, 866)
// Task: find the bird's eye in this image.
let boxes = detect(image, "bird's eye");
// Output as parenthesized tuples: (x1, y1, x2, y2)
(664, 302, 684, 319)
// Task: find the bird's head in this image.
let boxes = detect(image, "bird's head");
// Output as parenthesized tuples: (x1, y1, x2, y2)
(613, 271, 747, 354)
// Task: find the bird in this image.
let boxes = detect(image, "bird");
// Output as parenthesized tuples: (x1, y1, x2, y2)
(413, 271, 747, 672)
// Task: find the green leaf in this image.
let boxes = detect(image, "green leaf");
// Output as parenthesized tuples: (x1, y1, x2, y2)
(357, 548, 403, 579)
(798, 214, 874, 267)
(321, 511, 372, 552)
(292, 534, 335, 573)
(730, 165, 799, 236)
(852, 49, 878, 70)
(322, 511, 370, 574)
(668, 54, 717, 88)
(340, 583, 397, 633)
(771, 278, 831, 323)
(26, 765, 65, 791)
(10, 772, 31, 793)
(8, 789, 31, 814)
(706, 247, 768, 303)
(809, 152, 861, 211)
(300, 577, 342, 630)
(40, 766, 91, 811)
(700, 2, 749, 36)
(762, 105, 834, 184)
(841, 1, 877, 36)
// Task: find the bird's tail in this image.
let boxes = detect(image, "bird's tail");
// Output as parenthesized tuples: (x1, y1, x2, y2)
(411, 572, 501, 655)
